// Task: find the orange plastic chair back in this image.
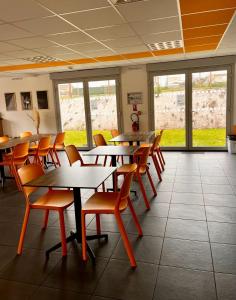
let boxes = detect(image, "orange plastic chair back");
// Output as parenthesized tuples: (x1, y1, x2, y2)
(0, 136, 9, 143)
(137, 146, 150, 168)
(93, 134, 107, 146)
(18, 164, 44, 198)
(54, 132, 65, 148)
(37, 136, 51, 156)
(115, 163, 137, 210)
(65, 145, 83, 166)
(150, 135, 160, 154)
(13, 142, 29, 161)
(20, 131, 32, 138)
(111, 129, 120, 138)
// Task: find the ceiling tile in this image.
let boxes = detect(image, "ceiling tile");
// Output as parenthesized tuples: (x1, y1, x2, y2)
(9, 37, 56, 49)
(89, 49, 117, 57)
(86, 24, 135, 40)
(180, 0, 236, 14)
(131, 16, 180, 35)
(63, 7, 124, 29)
(115, 45, 149, 54)
(0, 24, 33, 41)
(141, 31, 182, 44)
(183, 24, 228, 39)
(4, 59, 34, 65)
(35, 45, 74, 56)
(103, 36, 143, 49)
(185, 44, 217, 52)
(68, 42, 108, 52)
(185, 35, 222, 47)
(15, 16, 76, 35)
(0, 42, 24, 52)
(6, 49, 42, 59)
(47, 31, 94, 45)
(182, 9, 235, 29)
(117, 0, 178, 22)
(219, 13, 236, 49)
(53, 53, 85, 60)
(0, 0, 53, 22)
(37, 0, 109, 14)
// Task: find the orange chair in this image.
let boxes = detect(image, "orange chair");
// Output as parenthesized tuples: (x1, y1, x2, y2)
(137, 135, 162, 182)
(0, 142, 29, 189)
(30, 136, 55, 168)
(50, 132, 65, 167)
(81, 164, 142, 268)
(116, 147, 157, 210)
(93, 133, 108, 166)
(65, 145, 105, 191)
(0, 136, 9, 143)
(20, 131, 32, 138)
(17, 164, 74, 256)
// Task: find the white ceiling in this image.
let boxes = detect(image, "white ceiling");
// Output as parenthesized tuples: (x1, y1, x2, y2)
(0, 0, 234, 75)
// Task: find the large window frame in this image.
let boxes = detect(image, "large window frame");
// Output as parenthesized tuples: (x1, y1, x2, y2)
(52, 69, 122, 150)
(148, 58, 234, 151)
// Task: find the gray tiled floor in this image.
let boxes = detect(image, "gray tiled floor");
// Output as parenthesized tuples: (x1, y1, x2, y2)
(0, 151, 236, 299)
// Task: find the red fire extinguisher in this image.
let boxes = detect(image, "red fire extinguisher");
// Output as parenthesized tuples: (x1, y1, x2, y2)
(130, 112, 139, 132)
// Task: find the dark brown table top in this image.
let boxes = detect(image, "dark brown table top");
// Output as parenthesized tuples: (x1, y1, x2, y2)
(23, 165, 116, 189)
(109, 131, 155, 143)
(0, 134, 53, 150)
(84, 145, 139, 157)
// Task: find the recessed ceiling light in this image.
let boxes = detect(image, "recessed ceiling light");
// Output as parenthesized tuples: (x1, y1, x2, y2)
(111, 0, 145, 4)
(23, 55, 60, 63)
(147, 40, 183, 51)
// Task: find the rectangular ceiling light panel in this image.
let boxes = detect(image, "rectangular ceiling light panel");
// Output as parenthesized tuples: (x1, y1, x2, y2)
(147, 40, 183, 51)
(23, 55, 60, 63)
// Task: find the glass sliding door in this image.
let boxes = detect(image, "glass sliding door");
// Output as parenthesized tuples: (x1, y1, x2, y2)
(191, 70, 227, 148)
(58, 82, 88, 147)
(153, 74, 186, 147)
(88, 80, 118, 144)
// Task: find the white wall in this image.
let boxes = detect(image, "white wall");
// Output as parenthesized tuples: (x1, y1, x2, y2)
(0, 75, 57, 137)
(120, 65, 148, 132)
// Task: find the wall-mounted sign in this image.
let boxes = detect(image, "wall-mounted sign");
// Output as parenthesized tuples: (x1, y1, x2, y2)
(127, 92, 142, 104)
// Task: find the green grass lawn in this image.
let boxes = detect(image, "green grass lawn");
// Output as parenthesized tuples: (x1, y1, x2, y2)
(64, 128, 226, 148)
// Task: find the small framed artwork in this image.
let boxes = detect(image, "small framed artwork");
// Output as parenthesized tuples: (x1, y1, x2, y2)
(37, 90, 48, 109)
(21, 92, 32, 110)
(5, 93, 17, 111)
(127, 92, 143, 104)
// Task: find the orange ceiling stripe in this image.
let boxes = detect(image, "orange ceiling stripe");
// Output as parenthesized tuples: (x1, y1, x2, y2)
(69, 58, 96, 64)
(95, 54, 125, 62)
(183, 24, 228, 40)
(185, 44, 218, 53)
(152, 48, 184, 56)
(184, 35, 222, 47)
(180, 0, 236, 14)
(122, 51, 153, 59)
(181, 9, 235, 29)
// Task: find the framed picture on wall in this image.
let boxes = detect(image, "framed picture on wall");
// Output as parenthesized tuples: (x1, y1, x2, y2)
(21, 92, 32, 110)
(5, 93, 17, 111)
(36, 90, 48, 109)
(127, 92, 143, 104)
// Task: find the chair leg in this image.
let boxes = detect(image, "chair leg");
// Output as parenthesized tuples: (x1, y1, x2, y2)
(115, 211, 136, 268)
(95, 155, 99, 164)
(17, 206, 30, 254)
(146, 168, 157, 196)
(103, 155, 107, 166)
(58, 210, 67, 256)
(42, 210, 49, 229)
(102, 182, 105, 192)
(96, 214, 101, 235)
(152, 155, 162, 182)
(127, 196, 143, 236)
(12, 165, 22, 191)
(49, 150, 57, 168)
(81, 211, 87, 261)
(137, 174, 150, 210)
(54, 150, 61, 167)
(159, 149, 165, 165)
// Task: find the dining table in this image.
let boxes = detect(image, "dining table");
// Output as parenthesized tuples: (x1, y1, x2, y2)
(0, 134, 52, 188)
(109, 131, 155, 146)
(23, 165, 116, 262)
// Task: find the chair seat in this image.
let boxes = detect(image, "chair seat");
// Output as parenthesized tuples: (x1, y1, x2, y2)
(117, 163, 145, 175)
(31, 190, 74, 210)
(82, 192, 127, 212)
(50, 144, 64, 150)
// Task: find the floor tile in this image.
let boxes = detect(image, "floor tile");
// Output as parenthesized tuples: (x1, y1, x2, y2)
(165, 219, 209, 242)
(215, 273, 236, 300)
(29, 286, 91, 300)
(134, 202, 169, 218)
(112, 234, 163, 264)
(161, 238, 213, 271)
(150, 192, 172, 203)
(169, 204, 206, 221)
(202, 184, 234, 195)
(126, 216, 167, 237)
(43, 256, 108, 294)
(173, 183, 202, 193)
(211, 243, 236, 274)
(94, 259, 158, 300)
(156, 182, 173, 192)
(174, 175, 201, 184)
(205, 206, 236, 223)
(154, 266, 216, 300)
(201, 176, 229, 185)
(204, 194, 236, 207)
(0, 279, 36, 300)
(208, 222, 236, 244)
(171, 193, 204, 205)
